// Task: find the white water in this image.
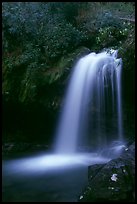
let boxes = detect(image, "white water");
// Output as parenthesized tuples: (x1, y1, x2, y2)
(55, 49, 123, 154)
(3, 152, 110, 202)
(3, 49, 124, 190)
(2, 49, 125, 202)
(3, 153, 110, 175)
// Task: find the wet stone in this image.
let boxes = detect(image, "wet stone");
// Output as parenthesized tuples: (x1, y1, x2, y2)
(78, 142, 135, 202)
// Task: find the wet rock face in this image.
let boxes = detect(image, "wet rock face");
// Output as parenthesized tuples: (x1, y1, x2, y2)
(78, 142, 135, 202)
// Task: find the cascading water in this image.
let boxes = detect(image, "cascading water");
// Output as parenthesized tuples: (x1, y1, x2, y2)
(3, 50, 124, 202)
(54, 49, 123, 154)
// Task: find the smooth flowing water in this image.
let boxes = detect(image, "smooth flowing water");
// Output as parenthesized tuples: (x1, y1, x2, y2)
(3, 49, 124, 202)
(55, 49, 123, 154)
(2, 152, 110, 202)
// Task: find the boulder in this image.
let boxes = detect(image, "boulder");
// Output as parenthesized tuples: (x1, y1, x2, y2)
(78, 142, 135, 202)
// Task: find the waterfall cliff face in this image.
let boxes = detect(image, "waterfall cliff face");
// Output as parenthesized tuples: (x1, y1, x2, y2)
(54, 50, 123, 154)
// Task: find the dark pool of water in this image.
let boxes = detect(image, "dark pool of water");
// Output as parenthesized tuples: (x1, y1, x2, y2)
(2, 150, 111, 202)
(2, 154, 88, 202)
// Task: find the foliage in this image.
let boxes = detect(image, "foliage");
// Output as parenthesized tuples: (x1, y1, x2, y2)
(2, 2, 88, 64)
(96, 21, 132, 48)
(2, 2, 135, 104)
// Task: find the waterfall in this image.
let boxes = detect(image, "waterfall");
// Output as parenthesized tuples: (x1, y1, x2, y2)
(54, 49, 123, 154)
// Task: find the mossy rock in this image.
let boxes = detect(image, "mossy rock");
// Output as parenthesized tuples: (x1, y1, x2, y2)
(16, 46, 90, 103)
(36, 46, 91, 85)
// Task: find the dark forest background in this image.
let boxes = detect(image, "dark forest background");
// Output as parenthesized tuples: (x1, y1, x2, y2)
(2, 2, 135, 146)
